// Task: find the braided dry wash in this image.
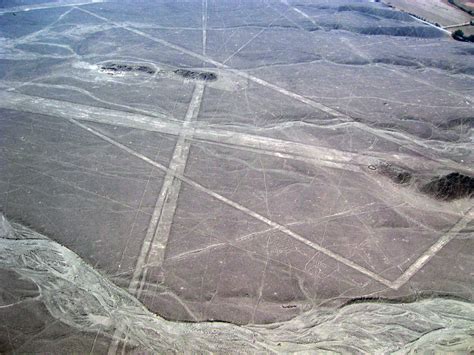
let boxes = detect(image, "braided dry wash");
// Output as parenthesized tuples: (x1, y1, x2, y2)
(0, 214, 473, 353)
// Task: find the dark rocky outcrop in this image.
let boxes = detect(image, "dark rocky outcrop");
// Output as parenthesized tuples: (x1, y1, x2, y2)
(100, 63, 156, 75)
(173, 69, 217, 81)
(375, 162, 413, 184)
(373, 163, 473, 201)
(452, 29, 474, 43)
(421, 172, 474, 200)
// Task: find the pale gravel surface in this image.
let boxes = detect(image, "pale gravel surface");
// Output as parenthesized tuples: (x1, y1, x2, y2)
(1, 0, 473, 352)
(1, 215, 473, 353)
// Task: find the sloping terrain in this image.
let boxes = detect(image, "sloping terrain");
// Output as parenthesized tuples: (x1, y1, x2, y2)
(1, 215, 473, 353)
(382, 0, 472, 27)
(0, 0, 473, 352)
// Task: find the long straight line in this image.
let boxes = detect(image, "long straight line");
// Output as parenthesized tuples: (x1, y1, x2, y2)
(3, 93, 468, 293)
(131, 82, 205, 297)
(202, 0, 208, 56)
(392, 207, 473, 289)
(108, 83, 205, 354)
(0, 91, 362, 165)
(281, 0, 321, 29)
(75, 6, 349, 119)
(0, 0, 103, 15)
(2, 91, 470, 175)
(75, 6, 472, 159)
(74, 116, 473, 293)
(64, 117, 395, 289)
(222, 12, 285, 64)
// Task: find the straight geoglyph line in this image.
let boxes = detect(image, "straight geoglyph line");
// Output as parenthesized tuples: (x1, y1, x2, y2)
(2, 90, 470, 292)
(0, 1, 103, 15)
(65, 118, 473, 293)
(74, 6, 472, 161)
(109, 82, 205, 354)
(1, 91, 470, 175)
(202, 0, 208, 56)
(64, 118, 395, 288)
(129, 83, 205, 297)
(75, 6, 349, 119)
(391, 207, 473, 289)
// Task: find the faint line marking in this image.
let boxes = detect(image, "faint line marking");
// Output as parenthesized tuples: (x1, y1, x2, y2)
(1, 93, 470, 290)
(66, 118, 474, 292)
(75, 6, 473, 154)
(0, 91, 362, 166)
(280, 0, 321, 29)
(108, 83, 205, 354)
(130, 82, 205, 297)
(202, 0, 208, 56)
(391, 207, 473, 289)
(63, 118, 395, 288)
(75, 6, 349, 119)
(0, 1, 103, 15)
(268, 3, 306, 31)
(14, 7, 75, 43)
(1, 91, 471, 175)
(222, 12, 285, 65)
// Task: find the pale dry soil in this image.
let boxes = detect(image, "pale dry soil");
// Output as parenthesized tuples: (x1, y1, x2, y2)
(0, 0, 473, 353)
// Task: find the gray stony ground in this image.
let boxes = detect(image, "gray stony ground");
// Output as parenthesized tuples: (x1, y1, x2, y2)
(1, 215, 473, 353)
(0, 0, 473, 352)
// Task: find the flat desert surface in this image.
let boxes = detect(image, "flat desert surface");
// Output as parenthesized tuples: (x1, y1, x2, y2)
(383, 0, 472, 26)
(1, 0, 473, 353)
